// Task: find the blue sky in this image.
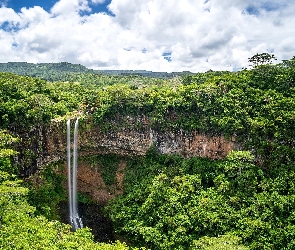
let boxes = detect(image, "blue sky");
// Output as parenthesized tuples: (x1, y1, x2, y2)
(0, 0, 294, 72)
(5, 0, 59, 12)
(3, 0, 113, 15)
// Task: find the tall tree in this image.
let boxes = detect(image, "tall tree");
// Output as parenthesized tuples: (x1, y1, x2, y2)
(248, 53, 277, 68)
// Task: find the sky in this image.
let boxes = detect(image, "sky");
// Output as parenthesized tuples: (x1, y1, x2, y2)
(0, 0, 294, 72)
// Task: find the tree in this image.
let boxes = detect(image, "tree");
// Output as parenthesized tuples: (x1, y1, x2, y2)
(282, 56, 295, 68)
(248, 53, 277, 68)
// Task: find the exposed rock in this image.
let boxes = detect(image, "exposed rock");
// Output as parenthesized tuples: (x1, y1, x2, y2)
(41, 115, 240, 169)
(17, 114, 241, 203)
(58, 158, 126, 204)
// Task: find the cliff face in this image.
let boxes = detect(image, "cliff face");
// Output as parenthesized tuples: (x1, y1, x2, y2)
(17, 115, 241, 202)
(58, 158, 126, 204)
(42, 115, 240, 166)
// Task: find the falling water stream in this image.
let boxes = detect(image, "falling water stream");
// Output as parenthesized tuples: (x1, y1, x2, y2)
(63, 118, 114, 241)
(67, 118, 83, 230)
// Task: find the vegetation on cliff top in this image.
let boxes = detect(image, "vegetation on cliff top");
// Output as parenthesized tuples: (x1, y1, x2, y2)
(91, 55, 295, 168)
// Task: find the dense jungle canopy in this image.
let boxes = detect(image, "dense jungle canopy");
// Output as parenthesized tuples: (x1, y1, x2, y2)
(1, 54, 295, 249)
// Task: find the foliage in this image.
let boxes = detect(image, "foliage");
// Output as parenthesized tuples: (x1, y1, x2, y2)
(89, 56, 295, 168)
(107, 150, 295, 249)
(248, 53, 277, 68)
(191, 234, 249, 250)
(25, 162, 66, 220)
(0, 131, 144, 249)
(0, 130, 19, 175)
(0, 72, 88, 129)
(0, 62, 192, 82)
(1, 55, 295, 249)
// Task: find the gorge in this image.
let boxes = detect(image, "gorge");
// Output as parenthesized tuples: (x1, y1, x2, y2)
(2, 57, 295, 249)
(13, 114, 242, 242)
(16, 114, 241, 204)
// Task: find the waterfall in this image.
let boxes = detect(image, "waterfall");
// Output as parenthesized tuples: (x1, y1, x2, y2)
(67, 118, 83, 230)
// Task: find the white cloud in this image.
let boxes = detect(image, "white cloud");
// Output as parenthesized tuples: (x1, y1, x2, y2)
(0, 0, 295, 72)
(51, 0, 91, 15)
(18, 6, 51, 27)
(0, 6, 20, 23)
(91, 0, 106, 4)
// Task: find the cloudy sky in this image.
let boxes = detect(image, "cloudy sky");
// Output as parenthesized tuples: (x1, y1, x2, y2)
(0, 0, 294, 72)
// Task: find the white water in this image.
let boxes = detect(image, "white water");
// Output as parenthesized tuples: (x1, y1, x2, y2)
(67, 118, 83, 230)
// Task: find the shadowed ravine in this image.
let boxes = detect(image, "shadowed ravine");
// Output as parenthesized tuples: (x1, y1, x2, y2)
(58, 202, 115, 242)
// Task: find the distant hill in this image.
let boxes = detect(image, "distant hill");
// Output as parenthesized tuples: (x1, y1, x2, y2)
(0, 62, 93, 81)
(0, 62, 194, 81)
(0, 62, 91, 73)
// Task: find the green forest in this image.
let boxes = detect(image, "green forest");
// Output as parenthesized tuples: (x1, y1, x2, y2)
(1, 53, 295, 249)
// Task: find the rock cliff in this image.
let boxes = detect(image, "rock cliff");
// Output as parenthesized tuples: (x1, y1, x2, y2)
(17, 114, 241, 203)
(44, 115, 240, 165)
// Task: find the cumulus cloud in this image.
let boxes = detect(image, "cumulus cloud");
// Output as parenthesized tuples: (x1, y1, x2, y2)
(0, 0, 294, 72)
(51, 0, 91, 15)
(0, 6, 20, 23)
